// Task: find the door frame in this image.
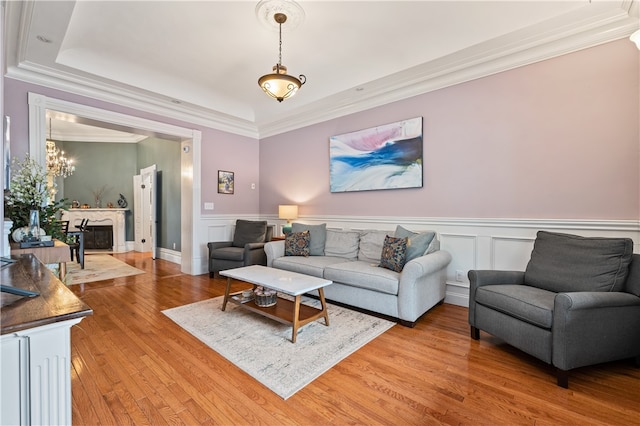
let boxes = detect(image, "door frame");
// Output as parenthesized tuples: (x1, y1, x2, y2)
(27, 92, 202, 274)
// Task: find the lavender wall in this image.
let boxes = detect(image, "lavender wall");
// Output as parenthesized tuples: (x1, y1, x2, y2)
(260, 39, 640, 220)
(4, 79, 260, 215)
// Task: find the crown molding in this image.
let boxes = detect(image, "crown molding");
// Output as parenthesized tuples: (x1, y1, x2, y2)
(256, 2, 639, 138)
(6, 1, 638, 140)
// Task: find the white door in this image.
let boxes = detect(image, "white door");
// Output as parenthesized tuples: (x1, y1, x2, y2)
(133, 174, 143, 252)
(133, 165, 157, 258)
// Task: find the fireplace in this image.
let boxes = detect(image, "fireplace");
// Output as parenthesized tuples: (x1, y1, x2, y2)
(84, 225, 114, 250)
(61, 208, 128, 252)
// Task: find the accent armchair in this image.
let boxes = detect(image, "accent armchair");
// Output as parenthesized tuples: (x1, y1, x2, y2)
(207, 220, 274, 278)
(468, 231, 640, 388)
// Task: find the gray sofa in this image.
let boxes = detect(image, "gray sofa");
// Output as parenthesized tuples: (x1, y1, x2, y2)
(469, 231, 640, 388)
(265, 224, 452, 327)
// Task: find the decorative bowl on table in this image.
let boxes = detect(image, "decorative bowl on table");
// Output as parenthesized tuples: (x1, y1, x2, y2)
(254, 286, 277, 307)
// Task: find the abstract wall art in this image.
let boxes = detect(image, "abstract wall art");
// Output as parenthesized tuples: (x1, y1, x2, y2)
(329, 117, 423, 193)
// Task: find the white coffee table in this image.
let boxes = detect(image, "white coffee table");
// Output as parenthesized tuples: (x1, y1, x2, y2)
(220, 265, 332, 343)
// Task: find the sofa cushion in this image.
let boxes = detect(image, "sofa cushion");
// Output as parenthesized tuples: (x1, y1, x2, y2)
(273, 256, 348, 278)
(379, 235, 408, 272)
(358, 230, 389, 263)
(324, 229, 360, 260)
(475, 284, 556, 329)
(209, 246, 245, 261)
(325, 261, 400, 295)
(524, 231, 634, 293)
(394, 225, 436, 262)
(285, 231, 310, 257)
(292, 223, 327, 256)
(232, 220, 267, 248)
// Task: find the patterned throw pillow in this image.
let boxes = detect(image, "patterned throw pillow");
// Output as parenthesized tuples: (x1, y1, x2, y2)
(379, 235, 408, 272)
(285, 230, 310, 257)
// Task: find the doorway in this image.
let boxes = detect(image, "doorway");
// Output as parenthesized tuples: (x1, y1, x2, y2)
(28, 93, 202, 274)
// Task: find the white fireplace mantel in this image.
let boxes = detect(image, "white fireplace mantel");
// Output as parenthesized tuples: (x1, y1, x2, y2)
(61, 209, 128, 252)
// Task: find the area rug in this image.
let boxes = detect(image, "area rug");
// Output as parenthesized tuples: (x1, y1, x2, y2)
(64, 255, 145, 285)
(162, 296, 395, 399)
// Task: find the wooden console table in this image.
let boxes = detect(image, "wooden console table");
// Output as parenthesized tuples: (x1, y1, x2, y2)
(1, 254, 92, 425)
(10, 239, 72, 279)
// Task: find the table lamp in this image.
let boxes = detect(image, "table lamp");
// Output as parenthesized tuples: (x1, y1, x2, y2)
(278, 205, 298, 235)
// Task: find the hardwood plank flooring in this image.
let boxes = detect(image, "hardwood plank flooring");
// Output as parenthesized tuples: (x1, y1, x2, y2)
(69, 252, 640, 425)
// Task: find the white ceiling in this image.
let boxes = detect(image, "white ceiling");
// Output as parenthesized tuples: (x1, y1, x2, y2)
(5, 1, 639, 140)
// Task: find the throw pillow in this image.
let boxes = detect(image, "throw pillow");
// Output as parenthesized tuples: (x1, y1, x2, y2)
(291, 223, 327, 255)
(524, 231, 633, 293)
(232, 220, 267, 248)
(379, 235, 408, 273)
(285, 230, 310, 257)
(394, 225, 436, 262)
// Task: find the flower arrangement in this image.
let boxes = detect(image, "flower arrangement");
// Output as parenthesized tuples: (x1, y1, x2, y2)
(90, 184, 111, 208)
(4, 155, 70, 240)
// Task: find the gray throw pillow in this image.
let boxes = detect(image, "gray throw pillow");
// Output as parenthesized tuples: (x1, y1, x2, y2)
(291, 223, 327, 256)
(232, 220, 267, 248)
(524, 231, 633, 293)
(394, 225, 436, 262)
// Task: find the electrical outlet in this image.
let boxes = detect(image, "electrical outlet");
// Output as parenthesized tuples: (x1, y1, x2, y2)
(172, 242, 176, 250)
(251, 183, 256, 189)
(456, 270, 465, 282)
(204, 202, 214, 210)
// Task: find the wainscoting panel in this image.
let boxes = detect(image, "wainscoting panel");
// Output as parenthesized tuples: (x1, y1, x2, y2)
(491, 236, 536, 271)
(439, 233, 477, 283)
(193, 215, 640, 309)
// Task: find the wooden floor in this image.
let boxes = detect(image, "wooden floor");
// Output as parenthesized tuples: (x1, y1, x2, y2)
(68, 252, 640, 425)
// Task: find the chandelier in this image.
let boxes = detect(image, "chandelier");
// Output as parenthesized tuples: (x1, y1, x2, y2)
(257, 11, 306, 102)
(46, 119, 75, 178)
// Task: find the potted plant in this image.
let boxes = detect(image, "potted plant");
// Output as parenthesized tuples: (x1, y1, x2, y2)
(4, 155, 70, 241)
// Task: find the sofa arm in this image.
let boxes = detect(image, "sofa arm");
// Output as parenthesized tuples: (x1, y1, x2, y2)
(264, 240, 285, 267)
(397, 250, 452, 323)
(553, 292, 640, 371)
(244, 242, 268, 266)
(245, 242, 266, 251)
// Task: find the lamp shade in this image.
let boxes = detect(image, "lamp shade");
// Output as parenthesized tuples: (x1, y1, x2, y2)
(278, 204, 298, 221)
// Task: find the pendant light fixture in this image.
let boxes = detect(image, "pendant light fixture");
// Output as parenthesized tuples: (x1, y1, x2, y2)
(258, 12, 306, 102)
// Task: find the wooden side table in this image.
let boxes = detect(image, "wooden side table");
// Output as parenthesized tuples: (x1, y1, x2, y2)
(9, 239, 72, 279)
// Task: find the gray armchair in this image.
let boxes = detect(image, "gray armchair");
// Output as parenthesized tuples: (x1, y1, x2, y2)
(468, 231, 640, 388)
(208, 220, 274, 278)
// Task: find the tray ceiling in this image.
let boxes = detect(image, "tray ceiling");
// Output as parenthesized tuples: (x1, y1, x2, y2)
(5, 1, 639, 139)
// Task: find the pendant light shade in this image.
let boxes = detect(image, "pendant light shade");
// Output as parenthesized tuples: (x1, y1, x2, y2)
(258, 12, 306, 102)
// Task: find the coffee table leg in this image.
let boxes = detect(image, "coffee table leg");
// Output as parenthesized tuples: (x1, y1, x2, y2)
(291, 295, 302, 343)
(222, 277, 232, 311)
(318, 287, 330, 326)
(59, 262, 67, 281)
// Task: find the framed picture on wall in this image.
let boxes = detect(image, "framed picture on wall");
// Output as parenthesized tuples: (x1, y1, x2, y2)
(218, 170, 234, 194)
(329, 117, 423, 193)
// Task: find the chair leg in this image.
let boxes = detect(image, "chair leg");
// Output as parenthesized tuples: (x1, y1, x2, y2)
(557, 369, 569, 388)
(470, 326, 480, 340)
(209, 271, 215, 278)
